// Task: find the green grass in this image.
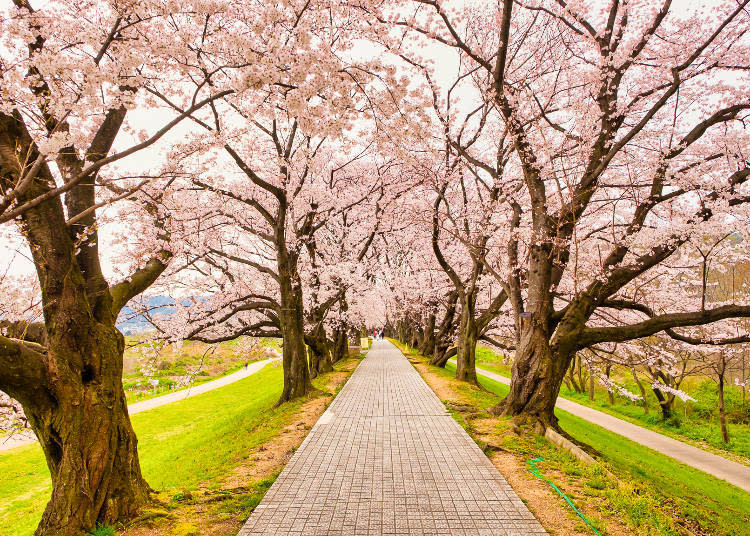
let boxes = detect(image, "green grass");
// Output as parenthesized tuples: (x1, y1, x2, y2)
(89, 526, 116, 536)
(439, 359, 750, 536)
(473, 349, 750, 461)
(0, 362, 311, 536)
(121, 337, 281, 404)
(393, 340, 749, 535)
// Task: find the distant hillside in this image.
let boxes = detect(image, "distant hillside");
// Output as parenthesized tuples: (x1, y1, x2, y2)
(117, 295, 176, 335)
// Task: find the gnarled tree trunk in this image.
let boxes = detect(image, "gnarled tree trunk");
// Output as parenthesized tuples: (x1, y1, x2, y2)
(307, 325, 333, 379)
(277, 258, 312, 403)
(410, 323, 423, 350)
(7, 321, 151, 536)
(718, 368, 729, 443)
(430, 291, 458, 368)
(430, 345, 456, 368)
(492, 318, 571, 429)
(455, 295, 478, 384)
(1, 85, 166, 536)
(331, 326, 349, 362)
(420, 313, 436, 357)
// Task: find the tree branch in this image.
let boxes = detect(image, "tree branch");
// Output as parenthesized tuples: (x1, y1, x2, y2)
(580, 305, 750, 346)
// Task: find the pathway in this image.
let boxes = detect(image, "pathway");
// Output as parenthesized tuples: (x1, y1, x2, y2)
(239, 340, 546, 536)
(0, 357, 280, 452)
(458, 361, 750, 493)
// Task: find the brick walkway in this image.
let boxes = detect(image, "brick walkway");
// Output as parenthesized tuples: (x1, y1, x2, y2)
(239, 340, 546, 536)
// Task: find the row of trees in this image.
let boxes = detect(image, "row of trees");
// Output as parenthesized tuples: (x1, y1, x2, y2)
(0, 1, 749, 535)
(373, 0, 750, 431)
(0, 1, 399, 534)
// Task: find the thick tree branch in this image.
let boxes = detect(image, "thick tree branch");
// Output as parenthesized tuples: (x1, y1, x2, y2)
(580, 305, 750, 346)
(0, 335, 48, 399)
(110, 252, 171, 314)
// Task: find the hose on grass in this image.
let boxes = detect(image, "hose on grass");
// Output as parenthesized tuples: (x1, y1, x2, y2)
(527, 457, 602, 536)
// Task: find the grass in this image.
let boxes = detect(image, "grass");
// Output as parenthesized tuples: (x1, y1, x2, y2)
(473, 346, 750, 461)
(122, 337, 281, 404)
(89, 526, 117, 536)
(395, 340, 750, 536)
(0, 357, 354, 536)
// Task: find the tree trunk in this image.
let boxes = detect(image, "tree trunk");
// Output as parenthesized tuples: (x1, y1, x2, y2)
(430, 345, 456, 368)
(0, 108, 160, 536)
(331, 326, 348, 362)
(492, 320, 569, 429)
(397, 321, 407, 344)
(588, 371, 595, 402)
(567, 356, 582, 393)
(23, 324, 150, 536)
(429, 291, 458, 368)
(277, 267, 312, 404)
(306, 325, 333, 379)
(652, 388, 673, 420)
(420, 313, 436, 357)
(410, 324, 423, 351)
(631, 368, 649, 414)
(349, 327, 362, 346)
(455, 300, 478, 384)
(605, 364, 615, 405)
(577, 358, 587, 395)
(718, 370, 729, 443)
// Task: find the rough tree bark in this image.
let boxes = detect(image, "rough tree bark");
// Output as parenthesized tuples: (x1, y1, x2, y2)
(0, 109, 166, 535)
(429, 292, 458, 368)
(493, 318, 570, 429)
(331, 326, 349, 362)
(306, 324, 333, 379)
(410, 322, 423, 350)
(276, 257, 313, 403)
(419, 313, 436, 357)
(718, 368, 729, 443)
(4, 325, 151, 536)
(455, 293, 479, 384)
(653, 388, 675, 420)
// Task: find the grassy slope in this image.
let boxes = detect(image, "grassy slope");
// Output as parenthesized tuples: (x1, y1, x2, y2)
(441, 358, 750, 536)
(473, 347, 750, 461)
(122, 337, 282, 404)
(0, 361, 319, 536)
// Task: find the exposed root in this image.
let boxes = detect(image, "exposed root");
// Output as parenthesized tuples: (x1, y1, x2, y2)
(487, 399, 506, 417)
(445, 401, 480, 414)
(544, 428, 596, 465)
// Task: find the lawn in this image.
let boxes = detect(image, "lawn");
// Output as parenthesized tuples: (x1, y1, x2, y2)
(473, 346, 750, 461)
(122, 336, 282, 404)
(436, 359, 750, 536)
(0, 358, 344, 536)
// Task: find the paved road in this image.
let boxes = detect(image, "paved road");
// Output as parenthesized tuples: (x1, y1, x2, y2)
(0, 357, 280, 453)
(239, 340, 546, 536)
(458, 361, 750, 493)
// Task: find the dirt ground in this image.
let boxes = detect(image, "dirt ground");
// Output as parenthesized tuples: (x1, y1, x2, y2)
(411, 357, 632, 536)
(121, 359, 359, 536)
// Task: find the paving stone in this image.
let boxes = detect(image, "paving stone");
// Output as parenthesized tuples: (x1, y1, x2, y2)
(238, 340, 547, 535)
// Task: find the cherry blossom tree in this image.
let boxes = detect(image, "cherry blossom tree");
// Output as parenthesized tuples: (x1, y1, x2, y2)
(132, 0, 406, 401)
(0, 1, 251, 533)
(372, 0, 750, 430)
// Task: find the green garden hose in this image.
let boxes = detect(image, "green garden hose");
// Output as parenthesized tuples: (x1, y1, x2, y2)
(527, 457, 602, 536)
